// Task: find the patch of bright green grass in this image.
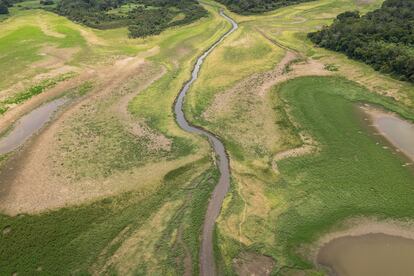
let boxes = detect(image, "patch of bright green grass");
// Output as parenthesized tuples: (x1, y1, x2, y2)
(0, 26, 53, 86)
(0, 158, 218, 275)
(75, 81, 94, 97)
(270, 77, 414, 272)
(216, 77, 414, 274)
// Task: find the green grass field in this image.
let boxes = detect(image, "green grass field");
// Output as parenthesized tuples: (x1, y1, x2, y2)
(0, 2, 231, 275)
(181, 0, 414, 274)
(0, 158, 218, 274)
(215, 76, 414, 274)
(1, 0, 414, 274)
(276, 77, 414, 271)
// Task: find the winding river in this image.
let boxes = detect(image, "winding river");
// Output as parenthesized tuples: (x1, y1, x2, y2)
(173, 10, 238, 276)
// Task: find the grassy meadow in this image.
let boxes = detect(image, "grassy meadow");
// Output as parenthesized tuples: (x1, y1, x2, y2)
(0, 2, 232, 275)
(214, 76, 414, 274)
(0, 158, 219, 274)
(185, 0, 414, 274)
(1, 0, 414, 275)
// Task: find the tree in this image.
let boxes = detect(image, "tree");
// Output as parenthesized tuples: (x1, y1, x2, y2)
(308, 0, 414, 82)
(0, 1, 9, 14)
(40, 0, 54, 5)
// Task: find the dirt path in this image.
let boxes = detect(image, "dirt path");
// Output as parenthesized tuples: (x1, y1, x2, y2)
(252, 30, 333, 166)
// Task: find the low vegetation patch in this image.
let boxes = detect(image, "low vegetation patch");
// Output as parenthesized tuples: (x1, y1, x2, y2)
(0, 158, 218, 275)
(0, 72, 75, 114)
(308, 0, 414, 82)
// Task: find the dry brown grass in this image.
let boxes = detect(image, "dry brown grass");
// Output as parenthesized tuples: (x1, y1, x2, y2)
(31, 46, 79, 69)
(0, 53, 188, 215)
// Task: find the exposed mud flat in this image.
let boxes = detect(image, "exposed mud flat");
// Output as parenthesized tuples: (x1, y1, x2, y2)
(233, 252, 275, 276)
(359, 104, 414, 162)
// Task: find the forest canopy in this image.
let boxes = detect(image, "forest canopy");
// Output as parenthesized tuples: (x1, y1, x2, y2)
(308, 0, 414, 82)
(0, 2, 9, 14)
(215, 0, 313, 14)
(54, 0, 207, 37)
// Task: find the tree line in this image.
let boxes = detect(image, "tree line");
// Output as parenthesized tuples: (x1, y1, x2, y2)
(215, 0, 312, 14)
(308, 0, 414, 82)
(55, 0, 207, 38)
(0, 0, 19, 14)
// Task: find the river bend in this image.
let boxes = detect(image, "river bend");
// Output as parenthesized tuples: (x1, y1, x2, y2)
(173, 10, 238, 276)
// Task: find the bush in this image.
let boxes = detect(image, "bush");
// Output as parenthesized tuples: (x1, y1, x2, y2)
(0, 1, 9, 14)
(40, 0, 54, 5)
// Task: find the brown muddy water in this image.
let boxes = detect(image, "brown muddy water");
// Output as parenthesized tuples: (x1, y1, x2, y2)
(317, 233, 414, 276)
(0, 98, 68, 154)
(174, 10, 238, 276)
(359, 104, 414, 162)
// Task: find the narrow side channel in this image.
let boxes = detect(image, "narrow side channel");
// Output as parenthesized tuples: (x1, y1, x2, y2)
(173, 10, 238, 276)
(0, 98, 68, 155)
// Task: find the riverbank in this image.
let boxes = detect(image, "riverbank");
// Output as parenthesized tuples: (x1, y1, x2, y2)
(313, 218, 414, 275)
(173, 10, 238, 276)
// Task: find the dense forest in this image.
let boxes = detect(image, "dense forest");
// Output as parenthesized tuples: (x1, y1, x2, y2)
(55, 0, 207, 37)
(0, 2, 8, 14)
(308, 0, 414, 82)
(0, 0, 21, 14)
(215, 0, 312, 14)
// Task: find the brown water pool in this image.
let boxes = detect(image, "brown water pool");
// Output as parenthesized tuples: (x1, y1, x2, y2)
(317, 233, 414, 276)
(0, 98, 67, 155)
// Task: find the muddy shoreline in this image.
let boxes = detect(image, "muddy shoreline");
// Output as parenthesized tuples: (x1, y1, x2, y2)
(313, 219, 414, 276)
(312, 104, 414, 275)
(173, 10, 238, 276)
(359, 104, 414, 163)
(0, 98, 68, 155)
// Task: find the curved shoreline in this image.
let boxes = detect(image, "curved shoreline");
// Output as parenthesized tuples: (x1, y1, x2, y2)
(312, 219, 414, 275)
(309, 218, 414, 263)
(173, 10, 238, 276)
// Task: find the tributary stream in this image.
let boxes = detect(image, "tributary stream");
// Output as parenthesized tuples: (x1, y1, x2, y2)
(174, 10, 238, 276)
